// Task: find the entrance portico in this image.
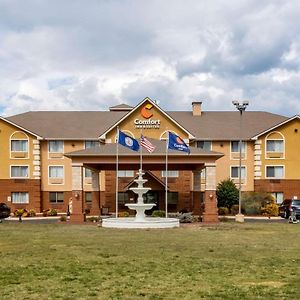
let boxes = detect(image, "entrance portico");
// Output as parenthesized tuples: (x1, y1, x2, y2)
(65, 141, 223, 223)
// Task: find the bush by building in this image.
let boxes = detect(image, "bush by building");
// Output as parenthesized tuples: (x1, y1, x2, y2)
(216, 179, 239, 209)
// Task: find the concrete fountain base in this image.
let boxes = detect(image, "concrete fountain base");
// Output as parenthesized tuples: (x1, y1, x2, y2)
(102, 217, 179, 229)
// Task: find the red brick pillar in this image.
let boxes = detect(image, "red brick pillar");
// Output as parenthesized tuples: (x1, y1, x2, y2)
(91, 171, 100, 215)
(202, 164, 219, 223)
(70, 164, 85, 223)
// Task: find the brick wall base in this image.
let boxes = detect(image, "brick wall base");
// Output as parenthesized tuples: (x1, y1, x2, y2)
(254, 179, 300, 199)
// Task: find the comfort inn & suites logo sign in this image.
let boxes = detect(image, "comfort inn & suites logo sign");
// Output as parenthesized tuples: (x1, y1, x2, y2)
(134, 104, 161, 129)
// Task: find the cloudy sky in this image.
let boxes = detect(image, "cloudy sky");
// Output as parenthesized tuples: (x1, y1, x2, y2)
(1, 0, 300, 116)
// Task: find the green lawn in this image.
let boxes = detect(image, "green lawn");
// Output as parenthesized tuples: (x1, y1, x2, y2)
(0, 222, 299, 300)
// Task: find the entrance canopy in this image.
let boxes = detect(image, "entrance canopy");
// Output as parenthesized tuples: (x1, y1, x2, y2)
(65, 139, 223, 171)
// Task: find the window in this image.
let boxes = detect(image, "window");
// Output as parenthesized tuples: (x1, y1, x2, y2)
(266, 166, 284, 178)
(118, 192, 129, 204)
(11, 166, 29, 178)
(271, 192, 284, 204)
(161, 171, 179, 177)
(85, 192, 92, 203)
(117, 170, 134, 177)
(11, 192, 29, 204)
(196, 141, 212, 151)
(85, 141, 100, 149)
(49, 192, 64, 203)
(49, 166, 64, 178)
(231, 166, 246, 179)
(167, 192, 178, 204)
(84, 168, 92, 178)
(266, 140, 284, 152)
(231, 141, 246, 153)
(48, 141, 63, 152)
(11, 140, 28, 152)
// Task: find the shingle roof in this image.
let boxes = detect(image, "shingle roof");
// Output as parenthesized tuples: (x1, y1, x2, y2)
(6, 109, 288, 140)
(109, 104, 133, 111)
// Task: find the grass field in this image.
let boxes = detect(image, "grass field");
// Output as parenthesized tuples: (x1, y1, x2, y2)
(0, 222, 299, 300)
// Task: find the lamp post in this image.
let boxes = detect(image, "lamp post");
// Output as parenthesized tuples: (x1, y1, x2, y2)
(232, 100, 249, 223)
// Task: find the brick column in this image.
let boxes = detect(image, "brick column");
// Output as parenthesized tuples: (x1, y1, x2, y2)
(91, 171, 100, 215)
(203, 164, 219, 223)
(70, 164, 85, 223)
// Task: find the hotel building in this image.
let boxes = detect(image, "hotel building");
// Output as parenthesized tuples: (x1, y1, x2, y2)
(0, 97, 299, 222)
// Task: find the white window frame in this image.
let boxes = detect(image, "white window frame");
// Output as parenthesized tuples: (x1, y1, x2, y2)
(265, 165, 285, 179)
(161, 170, 179, 178)
(230, 141, 247, 160)
(10, 165, 29, 178)
(271, 192, 284, 204)
(265, 132, 285, 159)
(10, 131, 30, 159)
(11, 192, 29, 204)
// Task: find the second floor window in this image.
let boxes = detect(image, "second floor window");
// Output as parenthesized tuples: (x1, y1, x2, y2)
(117, 170, 134, 177)
(231, 141, 246, 153)
(49, 166, 64, 178)
(161, 171, 179, 178)
(84, 168, 92, 178)
(11, 166, 29, 178)
(49, 141, 64, 153)
(11, 140, 28, 152)
(231, 166, 246, 179)
(85, 141, 100, 149)
(196, 141, 212, 151)
(266, 166, 284, 178)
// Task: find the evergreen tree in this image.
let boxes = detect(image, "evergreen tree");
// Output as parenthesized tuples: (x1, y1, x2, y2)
(216, 179, 239, 208)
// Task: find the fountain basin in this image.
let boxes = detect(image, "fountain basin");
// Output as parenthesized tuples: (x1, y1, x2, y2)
(129, 187, 151, 194)
(125, 203, 156, 221)
(102, 217, 180, 229)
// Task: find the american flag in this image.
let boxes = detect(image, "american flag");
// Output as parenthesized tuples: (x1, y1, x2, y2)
(140, 135, 156, 153)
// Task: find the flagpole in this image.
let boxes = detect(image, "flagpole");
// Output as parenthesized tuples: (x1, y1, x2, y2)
(165, 130, 168, 218)
(140, 128, 143, 172)
(116, 126, 119, 218)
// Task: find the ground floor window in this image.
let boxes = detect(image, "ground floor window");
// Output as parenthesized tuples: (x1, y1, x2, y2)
(49, 192, 64, 203)
(118, 192, 129, 204)
(11, 192, 29, 204)
(85, 192, 92, 203)
(271, 192, 284, 204)
(167, 192, 179, 204)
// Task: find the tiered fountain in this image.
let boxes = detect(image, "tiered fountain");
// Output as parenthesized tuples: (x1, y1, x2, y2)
(102, 169, 179, 229)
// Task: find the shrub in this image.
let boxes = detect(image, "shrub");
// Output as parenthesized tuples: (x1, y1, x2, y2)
(47, 209, 58, 216)
(87, 216, 99, 222)
(261, 203, 279, 217)
(218, 207, 229, 215)
(14, 209, 27, 217)
(242, 192, 275, 215)
(216, 179, 239, 209)
(27, 209, 36, 217)
(179, 212, 193, 223)
(118, 211, 130, 217)
(230, 204, 239, 215)
(60, 215, 67, 222)
(219, 216, 230, 222)
(151, 210, 166, 218)
(42, 209, 49, 217)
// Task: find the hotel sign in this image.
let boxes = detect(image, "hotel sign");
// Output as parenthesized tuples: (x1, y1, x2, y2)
(134, 104, 161, 129)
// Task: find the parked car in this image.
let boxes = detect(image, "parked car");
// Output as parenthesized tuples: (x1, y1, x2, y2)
(0, 203, 11, 222)
(279, 199, 300, 219)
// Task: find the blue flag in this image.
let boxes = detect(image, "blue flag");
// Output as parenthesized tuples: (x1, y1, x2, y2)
(168, 132, 190, 154)
(118, 130, 140, 152)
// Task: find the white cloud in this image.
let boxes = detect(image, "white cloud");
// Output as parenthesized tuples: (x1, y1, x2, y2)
(0, 0, 300, 116)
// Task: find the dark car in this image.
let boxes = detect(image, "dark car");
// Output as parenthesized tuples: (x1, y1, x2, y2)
(0, 203, 11, 222)
(279, 199, 300, 219)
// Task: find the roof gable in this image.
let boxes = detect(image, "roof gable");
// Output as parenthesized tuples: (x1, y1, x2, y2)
(251, 115, 300, 140)
(99, 97, 195, 140)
